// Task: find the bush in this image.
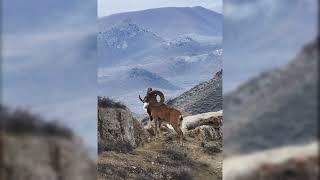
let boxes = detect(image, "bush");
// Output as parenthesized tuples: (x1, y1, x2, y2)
(98, 96, 126, 109)
(0, 105, 74, 139)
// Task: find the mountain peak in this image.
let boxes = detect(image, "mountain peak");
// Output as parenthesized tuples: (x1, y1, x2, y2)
(100, 6, 222, 38)
(101, 19, 164, 50)
(128, 68, 159, 79)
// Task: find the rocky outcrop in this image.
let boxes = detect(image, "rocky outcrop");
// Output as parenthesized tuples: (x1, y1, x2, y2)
(167, 70, 222, 115)
(1, 135, 95, 180)
(182, 111, 223, 153)
(98, 97, 146, 153)
(223, 142, 318, 180)
(0, 105, 95, 180)
(182, 111, 222, 131)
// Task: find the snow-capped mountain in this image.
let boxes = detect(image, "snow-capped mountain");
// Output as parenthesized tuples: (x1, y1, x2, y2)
(100, 6, 222, 38)
(98, 19, 164, 66)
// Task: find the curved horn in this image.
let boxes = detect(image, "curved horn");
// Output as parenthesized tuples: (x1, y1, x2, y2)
(139, 95, 144, 103)
(151, 90, 165, 106)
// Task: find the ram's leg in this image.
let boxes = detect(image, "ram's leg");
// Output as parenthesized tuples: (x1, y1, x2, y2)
(147, 108, 153, 121)
(172, 125, 183, 145)
(158, 121, 163, 137)
(177, 127, 184, 146)
(154, 118, 159, 138)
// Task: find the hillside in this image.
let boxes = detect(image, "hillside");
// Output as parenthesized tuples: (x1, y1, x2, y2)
(98, 98, 223, 180)
(223, 39, 318, 155)
(167, 70, 222, 115)
(0, 105, 95, 180)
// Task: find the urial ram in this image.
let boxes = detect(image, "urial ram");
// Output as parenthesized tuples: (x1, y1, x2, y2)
(139, 88, 184, 145)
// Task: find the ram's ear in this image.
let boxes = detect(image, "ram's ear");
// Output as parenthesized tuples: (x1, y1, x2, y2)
(147, 88, 152, 93)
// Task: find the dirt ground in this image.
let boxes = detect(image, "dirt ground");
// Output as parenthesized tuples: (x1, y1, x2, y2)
(98, 135, 222, 180)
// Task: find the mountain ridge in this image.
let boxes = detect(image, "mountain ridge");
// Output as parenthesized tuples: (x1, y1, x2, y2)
(167, 70, 223, 115)
(223, 39, 318, 155)
(100, 6, 222, 38)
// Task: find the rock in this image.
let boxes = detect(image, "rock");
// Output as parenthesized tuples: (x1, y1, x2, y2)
(1, 135, 95, 180)
(132, 117, 148, 146)
(187, 125, 223, 154)
(0, 105, 95, 180)
(223, 142, 318, 180)
(187, 125, 221, 141)
(182, 111, 223, 131)
(201, 141, 223, 153)
(98, 103, 146, 153)
(181, 111, 223, 154)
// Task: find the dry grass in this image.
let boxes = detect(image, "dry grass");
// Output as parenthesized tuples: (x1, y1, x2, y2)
(98, 136, 222, 180)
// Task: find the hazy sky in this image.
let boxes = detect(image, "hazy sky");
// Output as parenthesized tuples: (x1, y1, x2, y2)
(2, 0, 97, 151)
(98, 0, 222, 17)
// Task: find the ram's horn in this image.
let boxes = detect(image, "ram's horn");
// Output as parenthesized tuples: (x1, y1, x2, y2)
(151, 90, 165, 106)
(139, 95, 144, 103)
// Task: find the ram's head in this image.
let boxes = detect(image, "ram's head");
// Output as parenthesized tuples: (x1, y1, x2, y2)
(139, 88, 165, 107)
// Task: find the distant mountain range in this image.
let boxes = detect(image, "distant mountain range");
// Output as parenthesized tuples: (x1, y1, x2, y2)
(100, 6, 222, 38)
(223, 38, 318, 155)
(98, 18, 221, 68)
(98, 6, 223, 115)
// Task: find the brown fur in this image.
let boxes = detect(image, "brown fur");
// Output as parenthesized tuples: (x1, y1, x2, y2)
(140, 88, 184, 145)
(149, 104, 184, 145)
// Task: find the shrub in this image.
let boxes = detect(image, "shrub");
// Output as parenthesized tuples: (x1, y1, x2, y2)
(97, 96, 126, 109)
(0, 105, 74, 139)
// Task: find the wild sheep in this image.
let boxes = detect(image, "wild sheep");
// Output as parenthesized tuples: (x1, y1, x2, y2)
(139, 88, 184, 145)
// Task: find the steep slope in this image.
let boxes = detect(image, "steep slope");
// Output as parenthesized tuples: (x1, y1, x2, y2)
(223, 39, 318, 155)
(100, 6, 222, 38)
(167, 70, 223, 115)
